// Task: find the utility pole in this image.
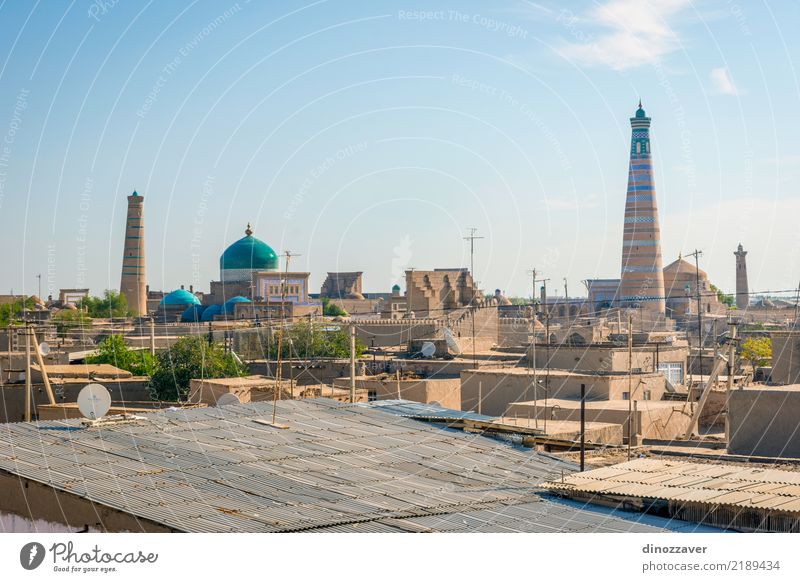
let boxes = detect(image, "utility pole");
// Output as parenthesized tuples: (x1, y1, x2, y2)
(272, 250, 300, 425)
(725, 319, 737, 442)
(463, 228, 483, 367)
(349, 321, 356, 403)
(686, 250, 704, 377)
(580, 383, 586, 472)
(563, 277, 569, 309)
(24, 325, 32, 422)
(527, 268, 538, 429)
(627, 314, 633, 460)
(542, 278, 551, 404)
(529, 269, 550, 431)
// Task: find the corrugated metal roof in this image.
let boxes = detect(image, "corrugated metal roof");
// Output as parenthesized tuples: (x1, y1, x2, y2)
(547, 458, 800, 514)
(358, 399, 493, 422)
(0, 399, 675, 533)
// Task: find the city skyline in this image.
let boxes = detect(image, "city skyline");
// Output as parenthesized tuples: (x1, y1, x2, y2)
(1, 1, 798, 298)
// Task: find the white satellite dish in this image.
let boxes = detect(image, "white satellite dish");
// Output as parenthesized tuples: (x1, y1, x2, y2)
(420, 342, 436, 358)
(77, 383, 112, 420)
(39, 342, 50, 356)
(216, 393, 241, 406)
(442, 327, 462, 356)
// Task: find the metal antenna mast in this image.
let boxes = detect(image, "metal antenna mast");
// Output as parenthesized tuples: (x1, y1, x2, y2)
(463, 228, 484, 366)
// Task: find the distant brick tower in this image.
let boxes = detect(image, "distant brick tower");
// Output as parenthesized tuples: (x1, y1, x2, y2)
(734, 243, 749, 310)
(119, 190, 147, 316)
(619, 101, 666, 319)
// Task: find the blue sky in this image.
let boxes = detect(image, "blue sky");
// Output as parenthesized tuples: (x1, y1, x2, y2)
(1, 0, 798, 299)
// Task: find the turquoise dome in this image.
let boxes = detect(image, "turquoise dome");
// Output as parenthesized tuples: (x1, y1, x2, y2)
(635, 100, 646, 118)
(220, 224, 278, 272)
(160, 289, 200, 306)
(222, 296, 251, 314)
(200, 304, 223, 322)
(180, 304, 207, 322)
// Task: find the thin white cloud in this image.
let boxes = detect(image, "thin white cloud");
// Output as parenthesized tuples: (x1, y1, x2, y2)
(710, 67, 738, 95)
(557, 0, 691, 70)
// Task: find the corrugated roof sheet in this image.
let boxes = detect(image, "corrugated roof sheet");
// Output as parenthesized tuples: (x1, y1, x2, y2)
(358, 399, 494, 422)
(547, 458, 800, 514)
(0, 399, 676, 532)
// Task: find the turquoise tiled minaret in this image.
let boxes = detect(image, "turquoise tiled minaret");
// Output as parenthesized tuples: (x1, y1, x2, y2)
(619, 102, 666, 317)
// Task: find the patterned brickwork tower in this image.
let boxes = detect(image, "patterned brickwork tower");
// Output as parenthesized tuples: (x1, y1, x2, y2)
(619, 102, 666, 318)
(734, 243, 749, 310)
(119, 190, 147, 316)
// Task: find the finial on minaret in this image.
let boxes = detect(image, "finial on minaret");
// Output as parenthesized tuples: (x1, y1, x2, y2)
(245, 223, 253, 236)
(678, 251, 682, 261)
(638, 98, 642, 109)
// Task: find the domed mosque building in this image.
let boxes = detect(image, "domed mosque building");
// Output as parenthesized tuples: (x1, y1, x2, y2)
(200, 224, 315, 322)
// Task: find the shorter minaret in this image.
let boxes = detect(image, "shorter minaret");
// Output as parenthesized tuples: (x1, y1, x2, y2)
(734, 243, 749, 310)
(119, 190, 147, 316)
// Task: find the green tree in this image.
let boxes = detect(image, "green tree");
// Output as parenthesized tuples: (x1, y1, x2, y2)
(321, 297, 348, 317)
(148, 336, 246, 401)
(709, 284, 735, 308)
(79, 290, 131, 318)
(265, 322, 365, 359)
(739, 336, 772, 376)
(0, 297, 37, 326)
(87, 334, 155, 376)
(52, 309, 91, 335)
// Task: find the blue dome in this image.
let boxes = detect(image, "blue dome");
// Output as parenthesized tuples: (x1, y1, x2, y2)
(180, 304, 207, 322)
(200, 304, 223, 322)
(160, 289, 201, 306)
(220, 224, 278, 272)
(222, 296, 251, 315)
(635, 100, 646, 118)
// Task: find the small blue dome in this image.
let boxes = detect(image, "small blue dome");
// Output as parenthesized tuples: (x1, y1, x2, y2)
(180, 304, 207, 322)
(200, 304, 223, 322)
(635, 100, 646, 118)
(222, 295, 251, 315)
(160, 289, 201, 306)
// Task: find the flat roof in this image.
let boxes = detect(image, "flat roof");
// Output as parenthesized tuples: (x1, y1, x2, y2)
(547, 458, 800, 513)
(0, 399, 677, 533)
(512, 398, 688, 411)
(462, 367, 663, 379)
(736, 384, 800, 393)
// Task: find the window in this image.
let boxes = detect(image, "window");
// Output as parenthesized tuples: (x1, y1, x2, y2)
(658, 362, 684, 385)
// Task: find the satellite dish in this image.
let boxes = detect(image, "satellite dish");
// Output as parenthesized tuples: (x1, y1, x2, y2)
(420, 342, 436, 358)
(39, 342, 50, 356)
(442, 328, 462, 356)
(77, 383, 111, 420)
(216, 393, 241, 406)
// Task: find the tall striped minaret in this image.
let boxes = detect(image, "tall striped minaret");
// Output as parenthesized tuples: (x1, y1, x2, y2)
(619, 102, 666, 318)
(119, 190, 147, 316)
